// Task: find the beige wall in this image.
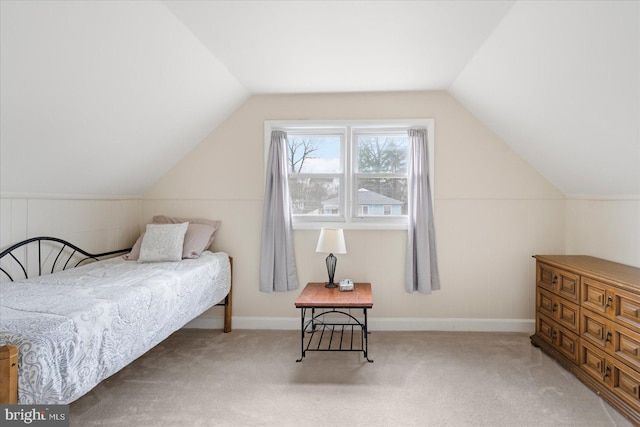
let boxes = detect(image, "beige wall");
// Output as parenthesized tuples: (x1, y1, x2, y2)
(144, 91, 565, 331)
(565, 198, 640, 268)
(3, 92, 634, 331)
(0, 196, 141, 281)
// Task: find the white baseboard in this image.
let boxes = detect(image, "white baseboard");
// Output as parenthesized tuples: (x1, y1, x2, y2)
(184, 315, 535, 334)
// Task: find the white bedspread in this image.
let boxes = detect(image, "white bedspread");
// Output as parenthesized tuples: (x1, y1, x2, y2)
(0, 251, 231, 404)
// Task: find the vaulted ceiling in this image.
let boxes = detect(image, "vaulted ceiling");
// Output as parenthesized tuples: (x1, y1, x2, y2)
(1, 1, 638, 197)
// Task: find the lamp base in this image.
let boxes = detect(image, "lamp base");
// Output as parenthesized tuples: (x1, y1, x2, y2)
(324, 253, 338, 289)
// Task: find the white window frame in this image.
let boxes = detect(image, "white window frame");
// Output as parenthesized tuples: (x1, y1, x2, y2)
(264, 119, 435, 230)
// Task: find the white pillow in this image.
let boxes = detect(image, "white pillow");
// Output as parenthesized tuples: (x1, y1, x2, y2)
(138, 222, 189, 263)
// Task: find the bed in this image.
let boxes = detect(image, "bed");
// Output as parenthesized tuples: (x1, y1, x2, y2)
(0, 232, 232, 405)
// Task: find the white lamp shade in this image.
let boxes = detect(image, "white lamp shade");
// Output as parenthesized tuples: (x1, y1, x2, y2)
(315, 228, 347, 254)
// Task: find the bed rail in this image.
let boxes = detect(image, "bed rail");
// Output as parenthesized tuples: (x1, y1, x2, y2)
(0, 236, 131, 282)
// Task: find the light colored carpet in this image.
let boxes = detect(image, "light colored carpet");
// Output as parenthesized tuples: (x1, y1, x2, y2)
(70, 329, 633, 427)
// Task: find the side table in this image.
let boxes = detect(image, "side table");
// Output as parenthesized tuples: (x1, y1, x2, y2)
(294, 282, 373, 362)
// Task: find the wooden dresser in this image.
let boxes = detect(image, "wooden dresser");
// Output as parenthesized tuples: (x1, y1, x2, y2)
(531, 255, 640, 424)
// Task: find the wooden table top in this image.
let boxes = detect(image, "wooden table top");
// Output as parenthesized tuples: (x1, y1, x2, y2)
(295, 282, 373, 308)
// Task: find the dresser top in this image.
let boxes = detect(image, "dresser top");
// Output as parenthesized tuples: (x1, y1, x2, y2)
(534, 255, 640, 289)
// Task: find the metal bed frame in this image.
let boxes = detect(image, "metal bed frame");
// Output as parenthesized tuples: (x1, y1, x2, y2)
(0, 236, 131, 281)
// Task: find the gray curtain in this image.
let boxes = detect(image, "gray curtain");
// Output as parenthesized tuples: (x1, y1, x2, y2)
(259, 130, 299, 292)
(405, 128, 440, 293)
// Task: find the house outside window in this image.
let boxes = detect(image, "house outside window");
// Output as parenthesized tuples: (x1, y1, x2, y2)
(264, 119, 434, 229)
(285, 130, 344, 219)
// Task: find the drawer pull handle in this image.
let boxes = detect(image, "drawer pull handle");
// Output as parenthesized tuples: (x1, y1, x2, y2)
(551, 330, 557, 342)
(605, 296, 613, 308)
(552, 275, 558, 284)
(604, 365, 611, 379)
(606, 331, 612, 342)
(552, 303, 558, 312)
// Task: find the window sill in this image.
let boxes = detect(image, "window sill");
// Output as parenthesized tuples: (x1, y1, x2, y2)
(292, 221, 408, 231)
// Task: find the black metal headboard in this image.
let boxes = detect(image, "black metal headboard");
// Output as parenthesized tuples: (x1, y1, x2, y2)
(0, 237, 131, 282)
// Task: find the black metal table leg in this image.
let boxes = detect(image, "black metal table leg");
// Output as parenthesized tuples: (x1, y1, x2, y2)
(296, 307, 305, 362)
(363, 308, 373, 362)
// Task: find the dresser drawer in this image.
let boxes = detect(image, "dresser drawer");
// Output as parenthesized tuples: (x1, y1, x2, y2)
(581, 309, 611, 349)
(613, 288, 640, 330)
(581, 277, 611, 316)
(536, 313, 579, 364)
(536, 313, 555, 345)
(537, 287, 579, 333)
(581, 309, 640, 372)
(537, 262, 580, 303)
(612, 362, 640, 410)
(581, 340, 640, 412)
(613, 322, 640, 371)
(580, 340, 613, 388)
(555, 325, 580, 364)
(582, 277, 640, 329)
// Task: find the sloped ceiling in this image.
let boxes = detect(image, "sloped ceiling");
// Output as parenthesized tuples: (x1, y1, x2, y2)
(450, 1, 640, 196)
(0, 0, 249, 195)
(1, 1, 638, 197)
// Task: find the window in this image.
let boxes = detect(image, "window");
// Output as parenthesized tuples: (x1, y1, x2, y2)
(286, 130, 344, 219)
(265, 119, 434, 229)
(353, 129, 408, 220)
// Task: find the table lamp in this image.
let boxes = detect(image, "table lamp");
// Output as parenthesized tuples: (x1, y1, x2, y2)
(315, 228, 347, 288)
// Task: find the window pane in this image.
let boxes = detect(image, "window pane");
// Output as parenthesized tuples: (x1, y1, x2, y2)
(355, 178, 407, 216)
(287, 135, 342, 174)
(289, 177, 341, 216)
(355, 134, 408, 174)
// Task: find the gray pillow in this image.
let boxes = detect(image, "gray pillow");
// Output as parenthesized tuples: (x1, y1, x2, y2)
(138, 223, 189, 263)
(124, 216, 221, 261)
(181, 223, 217, 258)
(152, 215, 220, 249)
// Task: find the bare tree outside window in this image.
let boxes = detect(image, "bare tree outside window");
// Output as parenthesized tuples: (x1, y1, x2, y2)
(287, 137, 320, 174)
(287, 135, 342, 216)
